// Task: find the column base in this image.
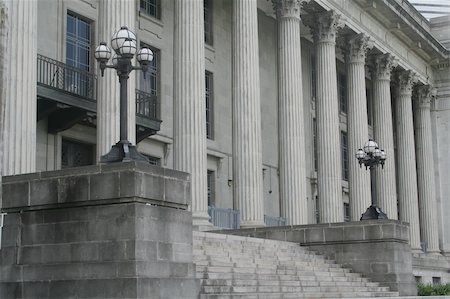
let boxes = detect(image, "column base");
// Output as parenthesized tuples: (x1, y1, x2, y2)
(192, 211, 213, 231)
(360, 205, 388, 220)
(240, 220, 265, 228)
(100, 140, 149, 164)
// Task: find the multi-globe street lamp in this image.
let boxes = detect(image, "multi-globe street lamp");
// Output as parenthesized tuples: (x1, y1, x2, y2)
(356, 139, 388, 220)
(94, 26, 153, 163)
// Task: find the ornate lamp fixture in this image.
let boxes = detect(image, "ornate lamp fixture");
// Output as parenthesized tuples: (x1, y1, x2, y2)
(94, 26, 154, 163)
(356, 139, 388, 220)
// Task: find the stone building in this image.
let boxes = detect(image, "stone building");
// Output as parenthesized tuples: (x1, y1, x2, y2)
(1, 0, 449, 285)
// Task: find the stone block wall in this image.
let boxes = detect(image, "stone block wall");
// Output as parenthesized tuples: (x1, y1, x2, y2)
(0, 162, 199, 299)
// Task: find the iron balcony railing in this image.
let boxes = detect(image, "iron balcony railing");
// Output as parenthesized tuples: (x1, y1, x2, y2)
(136, 89, 158, 120)
(208, 206, 240, 229)
(264, 215, 287, 227)
(37, 54, 96, 101)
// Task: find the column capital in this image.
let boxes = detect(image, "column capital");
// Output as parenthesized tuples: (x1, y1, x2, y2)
(272, 0, 310, 19)
(415, 85, 436, 109)
(370, 53, 397, 81)
(396, 70, 418, 96)
(303, 10, 344, 43)
(346, 33, 373, 64)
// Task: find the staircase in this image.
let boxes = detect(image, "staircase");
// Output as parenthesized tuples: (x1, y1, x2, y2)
(194, 232, 399, 299)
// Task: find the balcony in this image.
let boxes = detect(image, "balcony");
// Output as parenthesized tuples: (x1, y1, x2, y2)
(208, 206, 240, 229)
(264, 215, 287, 227)
(36, 54, 161, 138)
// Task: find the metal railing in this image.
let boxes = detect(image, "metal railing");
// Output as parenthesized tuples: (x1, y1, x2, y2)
(37, 54, 96, 101)
(136, 89, 158, 120)
(264, 215, 287, 227)
(208, 206, 240, 229)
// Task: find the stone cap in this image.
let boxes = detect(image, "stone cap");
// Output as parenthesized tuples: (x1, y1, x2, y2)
(213, 220, 410, 245)
(2, 162, 191, 212)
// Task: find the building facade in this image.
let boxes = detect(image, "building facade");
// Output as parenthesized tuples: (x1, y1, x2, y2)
(1, 0, 450, 282)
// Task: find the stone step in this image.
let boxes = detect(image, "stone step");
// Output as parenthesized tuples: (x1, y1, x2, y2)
(194, 232, 398, 298)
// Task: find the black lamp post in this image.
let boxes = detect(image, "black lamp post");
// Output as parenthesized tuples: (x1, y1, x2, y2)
(94, 26, 153, 163)
(356, 139, 388, 220)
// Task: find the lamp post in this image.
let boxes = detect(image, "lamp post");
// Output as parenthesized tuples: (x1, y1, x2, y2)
(94, 26, 154, 163)
(356, 139, 388, 220)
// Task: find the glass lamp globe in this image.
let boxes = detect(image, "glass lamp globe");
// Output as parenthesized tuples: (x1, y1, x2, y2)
(94, 42, 112, 63)
(111, 26, 137, 54)
(137, 47, 154, 65)
(355, 148, 365, 160)
(119, 39, 137, 58)
(111, 54, 120, 67)
(364, 139, 378, 154)
(373, 147, 382, 158)
(380, 149, 387, 160)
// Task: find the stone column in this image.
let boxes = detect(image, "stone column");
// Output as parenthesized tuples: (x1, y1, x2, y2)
(2, 0, 37, 175)
(304, 11, 344, 223)
(273, 0, 309, 225)
(173, 0, 210, 228)
(371, 54, 398, 220)
(395, 70, 421, 251)
(232, 0, 264, 227)
(97, 0, 136, 159)
(346, 34, 373, 221)
(414, 85, 440, 253)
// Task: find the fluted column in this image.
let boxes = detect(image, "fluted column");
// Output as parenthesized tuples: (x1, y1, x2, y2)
(233, 0, 264, 227)
(395, 70, 421, 250)
(174, 0, 210, 227)
(304, 11, 344, 223)
(273, 0, 309, 225)
(2, 0, 37, 175)
(346, 34, 373, 221)
(97, 0, 136, 159)
(371, 54, 398, 220)
(415, 85, 440, 253)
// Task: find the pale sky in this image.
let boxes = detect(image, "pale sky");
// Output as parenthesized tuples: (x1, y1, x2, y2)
(409, 0, 450, 20)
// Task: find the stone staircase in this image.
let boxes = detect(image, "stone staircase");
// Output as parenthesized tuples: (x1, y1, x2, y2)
(193, 232, 399, 299)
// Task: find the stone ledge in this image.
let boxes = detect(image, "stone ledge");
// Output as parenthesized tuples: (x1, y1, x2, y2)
(1, 162, 190, 212)
(214, 220, 410, 245)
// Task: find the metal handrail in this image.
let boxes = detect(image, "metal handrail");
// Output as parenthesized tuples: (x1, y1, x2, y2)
(37, 54, 96, 101)
(208, 206, 240, 229)
(264, 215, 287, 227)
(136, 89, 158, 120)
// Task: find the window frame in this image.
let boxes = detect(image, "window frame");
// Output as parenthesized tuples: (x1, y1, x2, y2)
(204, 0, 213, 46)
(66, 11, 93, 72)
(140, 0, 161, 20)
(205, 70, 214, 140)
(341, 130, 349, 181)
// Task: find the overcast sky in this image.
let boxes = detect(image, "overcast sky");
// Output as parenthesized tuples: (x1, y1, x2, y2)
(409, 0, 450, 20)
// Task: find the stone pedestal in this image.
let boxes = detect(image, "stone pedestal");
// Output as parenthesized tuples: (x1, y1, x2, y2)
(0, 162, 199, 299)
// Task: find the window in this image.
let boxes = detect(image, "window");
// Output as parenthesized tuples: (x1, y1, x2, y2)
(433, 277, 441, 285)
(315, 195, 320, 224)
(207, 170, 215, 207)
(204, 0, 213, 46)
(66, 13, 91, 71)
(338, 72, 347, 114)
(366, 88, 373, 126)
(344, 203, 350, 222)
(139, 43, 159, 96)
(61, 139, 94, 169)
(341, 131, 348, 181)
(206, 71, 214, 139)
(137, 43, 160, 119)
(313, 118, 317, 171)
(415, 276, 422, 284)
(311, 54, 316, 99)
(143, 154, 161, 166)
(140, 0, 161, 19)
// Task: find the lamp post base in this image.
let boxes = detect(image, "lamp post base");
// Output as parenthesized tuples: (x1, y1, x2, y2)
(100, 140, 149, 164)
(360, 205, 388, 220)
